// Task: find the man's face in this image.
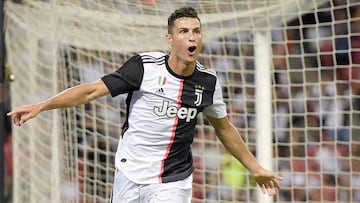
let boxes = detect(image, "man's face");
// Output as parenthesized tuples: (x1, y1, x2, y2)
(167, 17, 202, 65)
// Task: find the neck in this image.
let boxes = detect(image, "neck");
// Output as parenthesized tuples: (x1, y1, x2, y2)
(167, 55, 196, 77)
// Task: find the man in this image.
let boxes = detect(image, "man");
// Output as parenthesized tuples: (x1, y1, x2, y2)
(8, 6, 281, 203)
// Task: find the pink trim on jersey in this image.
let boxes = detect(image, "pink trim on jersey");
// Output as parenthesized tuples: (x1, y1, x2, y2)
(158, 79, 184, 183)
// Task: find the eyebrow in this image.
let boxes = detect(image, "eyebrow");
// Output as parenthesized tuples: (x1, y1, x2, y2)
(178, 26, 201, 31)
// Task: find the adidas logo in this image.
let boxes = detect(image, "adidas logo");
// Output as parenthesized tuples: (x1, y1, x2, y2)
(156, 88, 165, 95)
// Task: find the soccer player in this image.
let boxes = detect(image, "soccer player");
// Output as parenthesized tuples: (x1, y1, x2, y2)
(7, 6, 281, 203)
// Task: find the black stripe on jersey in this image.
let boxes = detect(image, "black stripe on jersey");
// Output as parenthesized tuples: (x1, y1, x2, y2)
(160, 64, 218, 183)
(182, 64, 217, 107)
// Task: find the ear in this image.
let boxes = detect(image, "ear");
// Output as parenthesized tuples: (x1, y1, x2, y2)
(166, 33, 173, 45)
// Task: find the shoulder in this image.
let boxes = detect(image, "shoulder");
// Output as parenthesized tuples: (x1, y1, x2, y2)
(125, 52, 166, 66)
(139, 52, 167, 62)
(195, 61, 217, 77)
(136, 52, 167, 70)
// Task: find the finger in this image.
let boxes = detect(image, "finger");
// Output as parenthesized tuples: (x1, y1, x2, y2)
(8, 111, 21, 120)
(264, 181, 277, 196)
(273, 179, 281, 190)
(19, 113, 31, 126)
(12, 114, 21, 126)
(259, 184, 267, 194)
(7, 108, 24, 116)
(269, 184, 277, 196)
(263, 186, 272, 196)
(11, 112, 29, 126)
(264, 182, 272, 194)
(271, 176, 281, 190)
(274, 175, 283, 181)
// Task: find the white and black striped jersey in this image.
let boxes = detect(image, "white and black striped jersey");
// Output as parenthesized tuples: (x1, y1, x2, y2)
(101, 52, 227, 184)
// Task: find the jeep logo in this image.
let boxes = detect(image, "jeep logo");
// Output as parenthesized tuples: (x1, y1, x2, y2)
(153, 101, 197, 122)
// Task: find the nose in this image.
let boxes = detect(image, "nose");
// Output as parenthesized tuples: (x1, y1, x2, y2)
(189, 33, 195, 41)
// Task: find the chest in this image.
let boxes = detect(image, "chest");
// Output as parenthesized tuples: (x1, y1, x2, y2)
(140, 64, 214, 108)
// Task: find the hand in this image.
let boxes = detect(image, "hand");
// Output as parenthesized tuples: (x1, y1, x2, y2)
(253, 169, 282, 196)
(7, 104, 41, 126)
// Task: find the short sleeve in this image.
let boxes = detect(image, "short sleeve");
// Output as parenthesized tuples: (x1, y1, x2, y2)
(203, 78, 227, 118)
(101, 55, 144, 97)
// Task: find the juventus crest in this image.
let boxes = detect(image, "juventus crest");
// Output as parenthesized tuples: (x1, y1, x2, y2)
(194, 85, 204, 106)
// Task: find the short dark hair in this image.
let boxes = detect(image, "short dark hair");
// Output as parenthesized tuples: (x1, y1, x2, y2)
(167, 6, 201, 34)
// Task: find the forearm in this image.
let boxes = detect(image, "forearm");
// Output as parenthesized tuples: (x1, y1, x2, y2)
(8, 80, 109, 126)
(216, 125, 263, 174)
(38, 82, 104, 112)
(217, 125, 282, 196)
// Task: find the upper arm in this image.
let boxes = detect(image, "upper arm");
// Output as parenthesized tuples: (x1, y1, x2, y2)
(88, 79, 111, 100)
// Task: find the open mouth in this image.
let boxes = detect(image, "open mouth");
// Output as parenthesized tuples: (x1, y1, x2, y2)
(188, 46, 196, 54)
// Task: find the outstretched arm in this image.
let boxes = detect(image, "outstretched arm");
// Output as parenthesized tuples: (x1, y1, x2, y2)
(207, 116, 282, 196)
(7, 80, 110, 126)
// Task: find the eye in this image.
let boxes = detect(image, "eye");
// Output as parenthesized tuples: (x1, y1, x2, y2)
(179, 29, 187, 34)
